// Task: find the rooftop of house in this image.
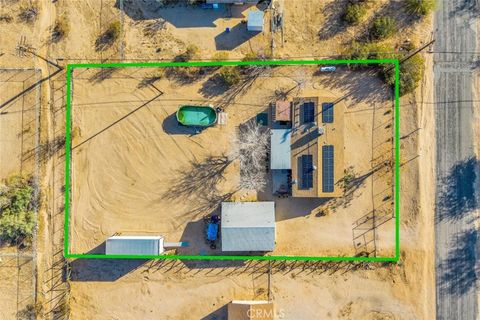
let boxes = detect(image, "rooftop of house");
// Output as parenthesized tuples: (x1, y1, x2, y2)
(290, 97, 344, 198)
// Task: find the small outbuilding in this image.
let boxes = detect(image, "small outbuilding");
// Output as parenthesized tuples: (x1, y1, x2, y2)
(105, 236, 164, 255)
(274, 100, 291, 122)
(247, 11, 264, 32)
(228, 300, 274, 320)
(221, 202, 275, 252)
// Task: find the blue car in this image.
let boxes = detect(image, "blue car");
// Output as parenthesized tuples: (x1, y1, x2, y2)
(204, 215, 220, 249)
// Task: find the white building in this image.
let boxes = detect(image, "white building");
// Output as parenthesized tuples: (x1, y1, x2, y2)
(221, 202, 275, 252)
(105, 236, 164, 255)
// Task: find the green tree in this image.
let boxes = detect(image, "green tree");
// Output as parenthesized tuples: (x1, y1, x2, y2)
(211, 51, 229, 62)
(405, 0, 435, 16)
(344, 3, 367, 24)
(218, 66, 241, 86)
(382, 54, 425, 96)
(0, 176, 36, 244)
(175, 44, 200, 62)
(369, 16, 397, 40)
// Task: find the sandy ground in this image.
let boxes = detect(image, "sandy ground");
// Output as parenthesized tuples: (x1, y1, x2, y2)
(67, 258, 425, 320)
(0, 0, 438, 319)
(0, 68, 41, 317)
(69, 65, 395, 258)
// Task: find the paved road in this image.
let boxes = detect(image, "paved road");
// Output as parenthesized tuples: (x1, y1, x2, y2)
(434, 0, 479, 319)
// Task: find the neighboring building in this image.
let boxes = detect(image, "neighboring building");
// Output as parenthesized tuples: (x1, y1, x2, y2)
(228, 300, 274, 320)
(105, 236, 164, 255)
(247, 11, 264, 32)
(290, 97, 344, 197)
(221, 202, 275, 251)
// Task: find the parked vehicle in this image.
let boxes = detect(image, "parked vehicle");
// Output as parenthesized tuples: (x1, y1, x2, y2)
(320, 66, 336, 72)
(204, 215, 220, 249)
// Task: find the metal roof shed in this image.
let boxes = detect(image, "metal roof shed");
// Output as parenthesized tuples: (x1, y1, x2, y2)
(247, 11, 264, 32)
(106, 236, 164, 255)
(221, 202, 275, 252)
(270, 129, 292, 170)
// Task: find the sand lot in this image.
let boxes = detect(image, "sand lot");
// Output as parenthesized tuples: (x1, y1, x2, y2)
(68, 255, 429, 320)
(0, 69, 41, 318)
(0, 0, 437, 319)
(0, 69, 40, 178)
(69, 65, 395, 258)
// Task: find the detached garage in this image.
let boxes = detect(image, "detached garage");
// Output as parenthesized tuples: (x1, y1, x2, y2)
(221, 202, 275, 252)
(105, 236, 164, 255)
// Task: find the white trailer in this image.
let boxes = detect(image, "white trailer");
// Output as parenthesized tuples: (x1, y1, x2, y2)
(105, 236, 164, 255)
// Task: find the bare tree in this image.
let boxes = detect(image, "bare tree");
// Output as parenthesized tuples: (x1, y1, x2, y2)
(230, 120, 270, 191)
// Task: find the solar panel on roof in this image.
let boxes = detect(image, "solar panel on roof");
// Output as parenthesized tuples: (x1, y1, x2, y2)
(322, 145, 334, 192)
(301, 154, 313, 189)
(301, 102, 315, 124)
(322, 103, 334, 123)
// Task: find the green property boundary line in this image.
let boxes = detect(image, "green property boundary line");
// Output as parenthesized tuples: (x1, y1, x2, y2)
(64, 59, 400, 262)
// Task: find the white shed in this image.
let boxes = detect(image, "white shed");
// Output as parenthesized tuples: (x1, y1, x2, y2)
(221, 202, 275, 252)
(247, 11, 264, 32)
(105, 236, 164, 255)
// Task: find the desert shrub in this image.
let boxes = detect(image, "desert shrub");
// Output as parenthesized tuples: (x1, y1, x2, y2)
(138, 69, 165, 88)
(0, 14, 13, 23)
(175, 44, 200, 62)
(400, 41, 416, 52)
(382, 54, 424, 96)
(345, 41, 370, 61)
(107, 21, 121, 41)
(51, 17, 69, 43)
(211, 51, 229, 62)
(18, 5, 39, 23)
(218, 66, 241, 86)
(95, 21, 121, 51)
(165, 66, 203, 82)
(344, 3, 367, 24)
(367, 43, 396, 59)
(345, 42, 394, 68)
(52, 301, 70, 318)
(18, 302, 43, 320)
(369, 16, 397, 40)
(405, 0, 435, 16)
(0, 176, 36, 244)
(143, 20, 166, 37)
(242, 52, 258, 62)
(338, 167, 358, 191)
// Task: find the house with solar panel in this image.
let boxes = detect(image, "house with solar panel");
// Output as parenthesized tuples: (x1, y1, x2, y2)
(270, 100, 293, 196)
(269, 97, 344, 198)
(290, 97, 344, 197)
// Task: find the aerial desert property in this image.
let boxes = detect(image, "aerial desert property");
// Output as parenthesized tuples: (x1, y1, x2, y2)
(1, 0, 478, 320)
